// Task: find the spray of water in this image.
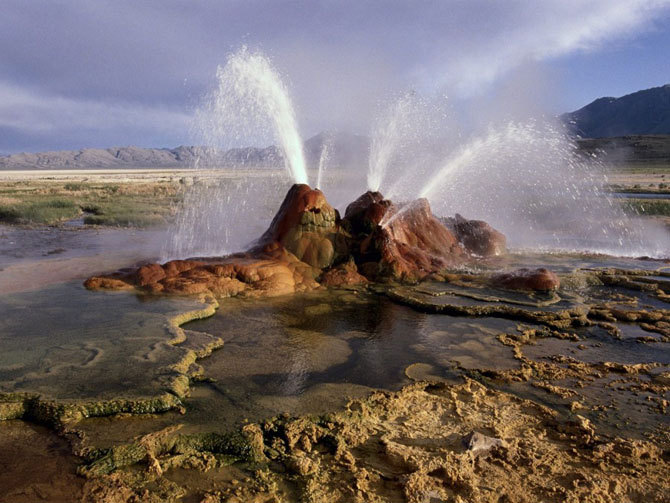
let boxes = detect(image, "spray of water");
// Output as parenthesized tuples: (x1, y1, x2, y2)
(316, 142, 330, 190)
(194, 47, 307, 184)
(163, 48, 306, 260)
(367, 92, 452, 197)
(162, 173, 291, 260)
(367, 93, 418, 192)
(418, 120, 670, 256)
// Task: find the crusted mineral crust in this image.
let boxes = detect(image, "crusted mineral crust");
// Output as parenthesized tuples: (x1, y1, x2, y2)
(77, 380, 670, 503)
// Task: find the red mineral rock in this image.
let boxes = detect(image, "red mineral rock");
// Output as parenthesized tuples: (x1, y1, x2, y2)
(344, 196, 465, 281)
(491, 268, 560, 292)
(84, 184, 509, 296)
(254, 183, 347, 270)
(443, 214, 507, 257)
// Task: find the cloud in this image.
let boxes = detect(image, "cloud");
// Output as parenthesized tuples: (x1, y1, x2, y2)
(435, 0, 670, 95)
(0, 82, 190, 151)
(0, 0, 669, 152)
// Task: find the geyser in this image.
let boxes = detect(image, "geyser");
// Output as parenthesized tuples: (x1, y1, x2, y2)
(164, 48, 310, 261)
(195, 47, 307, 184)
(315, 142, 330, 191)
(367, 93, 450, 198)
(90, 184, 513, 295)
(417, 120, 670, 257)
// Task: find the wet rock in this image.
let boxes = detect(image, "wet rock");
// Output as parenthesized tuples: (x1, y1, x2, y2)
(345, 196, 465, 281)
(320, 259, 368, 287)
(83, 276, 134, 291)
(491, 267, 560, 292)
(653, 371, 670, 384)
(342, 190, 388, 234)
(255, 183, 347, 270)
(135, 263, 166, 286)
(443, 213, 507, 257)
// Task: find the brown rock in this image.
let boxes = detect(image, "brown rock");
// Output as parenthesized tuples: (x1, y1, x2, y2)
(135, 263, 166, 287)
(491, 268, 560, 292)
(163, 259, 203, 277)
(444, 213, 506, 257)
(343, 191, 388, 234)
(255, 184, 347, 270)
(348, 197, 465, 281)
(83, 276, 133, 290)
(320, 260, 368, 287)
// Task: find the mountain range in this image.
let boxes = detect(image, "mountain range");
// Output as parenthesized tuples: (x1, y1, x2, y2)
(562, 84, 670, 138)
(2, 84, 670, 170)
(0, 131, 369, 171)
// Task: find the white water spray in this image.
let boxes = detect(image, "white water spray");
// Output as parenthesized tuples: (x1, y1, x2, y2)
(367, 93, 452, 197)
(195, 47, 307, 184)
(419, 120, 670, 256)
(367, 94, 419, 192)
(316, 142, 330, 190)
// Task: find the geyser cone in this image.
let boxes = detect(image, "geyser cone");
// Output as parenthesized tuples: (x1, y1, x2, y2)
(343, 191, 389, 234)
(256, 184, 346, 270)
(342, 192, 465, 281)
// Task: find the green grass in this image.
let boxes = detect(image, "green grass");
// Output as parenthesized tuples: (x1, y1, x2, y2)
(623, 199, 670, 217)
(0, 181, 180, 227)
(63, 182, 84, 191)
(608, 184, 670, 194)
(0, 198, 80, 224)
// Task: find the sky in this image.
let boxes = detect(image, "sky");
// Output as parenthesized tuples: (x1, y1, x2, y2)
(1, 0, 670, 154)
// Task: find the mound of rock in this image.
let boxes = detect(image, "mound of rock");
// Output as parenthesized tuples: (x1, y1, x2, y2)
(85, 184, 549, 296)
(85, 256, 318, 298)
(343, 193, 466, 281)
(252, 183, 348, 270)
(443, 213, 506, 257)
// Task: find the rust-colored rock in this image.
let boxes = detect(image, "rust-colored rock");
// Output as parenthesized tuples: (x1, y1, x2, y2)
(320, 259, 368, 287)
(86, 256, 318, 298)
(343, 191, 388, 234)
(443, 213, 506, 257)
(85, 184, 508, 295)
(83, 276, 134, 291)
(255, 183, 347, 270)
(345, 197, 465, 281)
(135, 263, 166, 287)
(491, 267, 560, 292)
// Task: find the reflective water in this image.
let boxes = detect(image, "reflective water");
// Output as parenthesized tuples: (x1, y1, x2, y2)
(0, 282, 202, 400)
(0, 251, 668, 445)
(181, 290, 520, 430)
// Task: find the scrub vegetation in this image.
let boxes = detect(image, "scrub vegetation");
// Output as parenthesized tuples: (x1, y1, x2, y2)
(0, 180, 181, 227)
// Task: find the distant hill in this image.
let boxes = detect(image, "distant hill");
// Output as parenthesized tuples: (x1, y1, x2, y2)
(562, 84, 670, 138)
(0, 132, 370, 170)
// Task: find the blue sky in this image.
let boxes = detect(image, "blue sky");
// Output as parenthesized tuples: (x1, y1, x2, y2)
(1, 0, 669, 154)
(555, 22, 670, 110)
